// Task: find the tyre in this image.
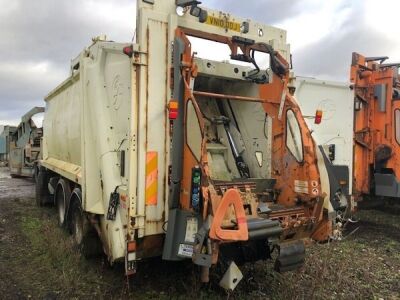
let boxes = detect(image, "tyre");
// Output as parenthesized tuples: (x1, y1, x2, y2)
(55, 178, 71, 227)
(69, 189, 102, 257)
(35, 169, 49, 207)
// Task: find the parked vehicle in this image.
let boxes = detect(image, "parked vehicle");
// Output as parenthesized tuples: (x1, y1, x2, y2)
(294, 52, 400, 210)
(0, 125, 17, 165)
(291, 76, 353, 213)
(351, 53, 400, 204)
(36, 0, 336, 287)
(9, 107, 44, 178)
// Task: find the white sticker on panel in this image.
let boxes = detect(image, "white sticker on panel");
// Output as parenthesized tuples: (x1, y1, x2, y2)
(184, 217, 198, 243)
(294, 180, 309, 194)
(178, 244, 194, 258)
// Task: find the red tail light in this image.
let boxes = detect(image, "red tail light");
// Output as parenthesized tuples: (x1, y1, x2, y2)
(315, 110, 323, 124)
(123, 45, 133, 58)
(127, 241, 136, 252)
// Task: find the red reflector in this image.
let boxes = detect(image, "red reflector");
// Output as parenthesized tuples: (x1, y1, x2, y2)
(127, 241, 136, 252)
(169, 111, 178, 120)
(315, 110, 323, 124)
(123, 46, 133, 58)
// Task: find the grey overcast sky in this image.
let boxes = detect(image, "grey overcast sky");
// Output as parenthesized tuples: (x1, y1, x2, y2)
(0, 0, 399, 126)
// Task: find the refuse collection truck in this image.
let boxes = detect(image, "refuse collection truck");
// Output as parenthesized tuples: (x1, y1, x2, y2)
(37, 0, 336, 284)
(291, 77, 354, 213)
(350, 53, 400, 204)
(9, 107, 44, 178)
(0, 125, 17, 164)
(294, 53, 400, 210)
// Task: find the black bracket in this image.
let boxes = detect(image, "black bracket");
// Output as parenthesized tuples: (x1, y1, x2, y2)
(107, 191, 120, 220)
(192, 223, 212, 267)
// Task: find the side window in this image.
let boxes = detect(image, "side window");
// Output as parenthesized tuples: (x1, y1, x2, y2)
(286, 109, 304, 162)
(186, 100, 202, 161)
(395, 109, 400, 144)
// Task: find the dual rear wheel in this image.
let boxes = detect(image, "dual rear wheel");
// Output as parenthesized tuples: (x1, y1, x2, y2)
(35, 169, 50, 207)
(69, 189, 102, 257)
(55, 178, 71, 227)
(35, 172, 102, 256)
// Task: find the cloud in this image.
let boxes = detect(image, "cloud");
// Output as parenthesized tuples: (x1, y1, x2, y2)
(0, 0, 135, 65)
(1, 0, 400, 126)
(0, 61, 64, 124)
(293, 27, 394, 81)
(0, 0, 135, 125)
(292, 0, 400, 81)
(210, 0, 357, 80)
(208, 0, 400, 81)
(207, 0, 309, 24)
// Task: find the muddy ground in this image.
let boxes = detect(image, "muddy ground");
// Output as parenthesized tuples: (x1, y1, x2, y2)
(0, 167, 399, 299)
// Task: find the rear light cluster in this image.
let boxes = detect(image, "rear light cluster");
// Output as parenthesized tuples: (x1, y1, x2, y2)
(123, 45, 133, 58)
(169, 100, 179, 120)
(314, 110, 323, 124)
(126, 241, 137, 275)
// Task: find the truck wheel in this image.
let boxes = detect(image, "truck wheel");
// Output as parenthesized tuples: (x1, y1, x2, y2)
(55, 178, 71, 227)
(35, 170, 49, 207)
(69, 193, 87, 247)
(69, 190, 102, 257)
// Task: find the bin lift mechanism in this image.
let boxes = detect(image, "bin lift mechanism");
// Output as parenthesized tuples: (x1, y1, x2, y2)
(177, 26, 290, 181)
(162, 15, 315, 281)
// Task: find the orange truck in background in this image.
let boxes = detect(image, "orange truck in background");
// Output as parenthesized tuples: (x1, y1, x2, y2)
(293, 52, 400, 211)
(351, 53, 400, 203)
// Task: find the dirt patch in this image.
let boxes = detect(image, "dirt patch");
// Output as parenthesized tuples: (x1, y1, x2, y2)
(0, 167, 399, 299)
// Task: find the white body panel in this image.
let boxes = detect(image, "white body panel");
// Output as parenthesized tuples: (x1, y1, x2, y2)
(294, 77, 354, 193)
(43, 42, 134, 260)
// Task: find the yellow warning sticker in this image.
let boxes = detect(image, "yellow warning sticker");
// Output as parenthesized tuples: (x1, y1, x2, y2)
(206, 16, 241, 32)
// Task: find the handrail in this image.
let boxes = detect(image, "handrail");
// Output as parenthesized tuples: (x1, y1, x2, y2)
(193, 91, 264, 102)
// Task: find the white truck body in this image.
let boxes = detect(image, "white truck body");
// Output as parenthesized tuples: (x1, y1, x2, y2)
(293, 76, 354, 195)
(42, 42, 136, 261)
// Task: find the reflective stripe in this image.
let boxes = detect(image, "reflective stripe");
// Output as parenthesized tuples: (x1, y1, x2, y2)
(145, 152, 158, 206)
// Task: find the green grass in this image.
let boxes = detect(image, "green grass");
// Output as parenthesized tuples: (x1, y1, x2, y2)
(13, 210, 125, 299)
(1, 188, 400, 299)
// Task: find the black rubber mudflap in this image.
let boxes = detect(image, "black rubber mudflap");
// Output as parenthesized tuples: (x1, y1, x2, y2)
(274, 240, 305, 272)
(35, 170, 50, 207)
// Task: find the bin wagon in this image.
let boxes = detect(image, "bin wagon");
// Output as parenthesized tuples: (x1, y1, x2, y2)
(0, 125, 17, 164)
(294, 52, 400, 209)
(351, 53, 400, 204)
(9, 107, 44, 178)
(291, 77, 354, 213)
(37, 0, 337, 284)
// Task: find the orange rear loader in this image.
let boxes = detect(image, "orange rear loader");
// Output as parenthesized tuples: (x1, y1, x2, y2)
(351, 53, 400, 204)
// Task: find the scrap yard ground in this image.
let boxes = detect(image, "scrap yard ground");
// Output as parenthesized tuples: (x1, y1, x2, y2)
(0, 167, 399, 299)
